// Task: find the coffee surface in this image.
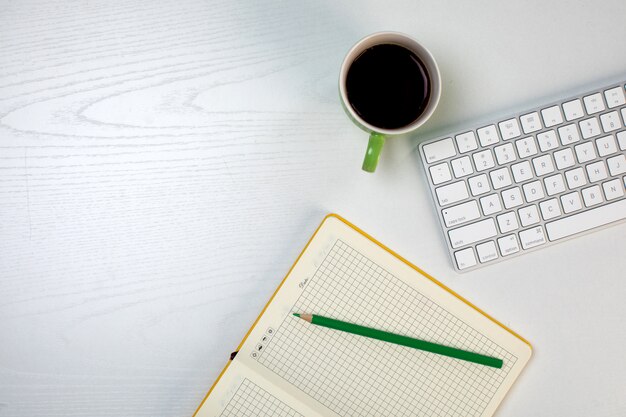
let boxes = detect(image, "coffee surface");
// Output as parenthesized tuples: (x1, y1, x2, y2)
(346, 43, 430, 130)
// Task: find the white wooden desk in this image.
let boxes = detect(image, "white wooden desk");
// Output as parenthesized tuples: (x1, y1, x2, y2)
(1, 1, 625, 416)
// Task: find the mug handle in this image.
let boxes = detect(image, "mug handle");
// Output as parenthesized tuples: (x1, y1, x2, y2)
(362, 133, 386, 173)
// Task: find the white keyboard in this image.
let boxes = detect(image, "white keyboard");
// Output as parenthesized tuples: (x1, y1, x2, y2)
(419, 80, 626, 272)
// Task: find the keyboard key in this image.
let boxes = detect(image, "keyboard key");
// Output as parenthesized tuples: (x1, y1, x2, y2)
(494, 143, 516, 164)
(532, 154, 555, 176)
(582, 185, 603, 207)
(502, 187, 524, 209)
(472, 149, 495, 171)
(596, 135, 618, 157)
(456, 131, 478, 153)
(468, 174, 491, 196)
(562, 99, 585, 121)
(618, 131, 626, 151)
(522, 181, 544, 202)
(565, 167, 587, 189)
(515, 136, 538, 158)
(544, 173, 566, 196)
(448, 218, 497, 249)
(604, 86, 626, 108)
(497, 211, 519, 233)
(607, 154, 626, 176)
(477, 125, 499, 146)
(574, 142, 596, 163)
(546, 199, 626, 241)
(554, 148, 575, 170)
(451, 156, 474, 178)
(604, 86, 626, 109)
(497, 234, 520, 256)
(561, 191, 583, 213)
(498, 118, 521, 140)
(454, 247, 477, 270)
(518, 205, 540, 227)
(436, 181, 469, 206)
(442, 200, 481, 227)
(557, 123, 580, 145)
(541, 106, 563, 127)
(490, 167, 512, 190)
(539, 199, 561, 220)
(602, 178, 624, 200)
(537, 130, 559, 152)
(519, 226, 547, 249)
(586, 160, 608, 183)
(520, 112, 542, 133)
(583, 92, 605, 114)
(423, 138, 456, 163)
(579, 117, 601, 139)
(511, 161, 533, 183)
(600, 111, 621, 133)
(476, 241, 498, 263)
(429, 162, 452, 185)
(480, 194, 502, 216)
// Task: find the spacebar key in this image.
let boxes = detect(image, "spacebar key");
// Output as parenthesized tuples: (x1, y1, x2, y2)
(546, 199, 626, 241)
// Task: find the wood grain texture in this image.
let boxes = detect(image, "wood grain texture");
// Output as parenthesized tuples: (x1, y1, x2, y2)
(1, 1, 626, 416)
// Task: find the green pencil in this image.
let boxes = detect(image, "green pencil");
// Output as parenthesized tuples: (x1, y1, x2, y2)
(293, 313, 503, 369)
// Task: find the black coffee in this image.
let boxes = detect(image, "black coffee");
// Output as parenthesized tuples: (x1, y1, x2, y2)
(346, 43, 431, 130)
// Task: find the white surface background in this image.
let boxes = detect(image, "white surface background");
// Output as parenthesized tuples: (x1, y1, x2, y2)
(1, 1, 625, 416)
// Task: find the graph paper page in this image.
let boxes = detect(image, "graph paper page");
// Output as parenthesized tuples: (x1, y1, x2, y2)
(197, 215, 531, 417)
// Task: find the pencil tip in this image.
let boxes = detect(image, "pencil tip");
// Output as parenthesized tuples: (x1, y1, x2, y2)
(293, 313, 301, 318)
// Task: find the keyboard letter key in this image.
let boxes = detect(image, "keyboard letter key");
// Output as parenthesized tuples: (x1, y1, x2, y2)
(607, 155, 626, 176)
(596, 135, 618, 157)
(502, 187, 524, 209)
(539, 199, 562, 220)
(602, 179, 624, 200)
(468, 174, 491, 196)
(561, 191, 582, 213)
(582, 185, 603, 207)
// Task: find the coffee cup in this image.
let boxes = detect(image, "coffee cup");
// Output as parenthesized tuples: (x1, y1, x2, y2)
(339, 32, 442, 172)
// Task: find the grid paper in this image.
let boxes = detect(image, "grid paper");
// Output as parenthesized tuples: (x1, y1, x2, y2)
(219, 379, 303, 417)
(256, 240, 518, 417)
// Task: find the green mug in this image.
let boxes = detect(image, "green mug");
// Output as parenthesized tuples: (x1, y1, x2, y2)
(339, 32, 442, 172)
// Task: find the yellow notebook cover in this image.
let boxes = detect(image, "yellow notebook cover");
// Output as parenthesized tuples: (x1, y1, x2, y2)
(193, 214, 532, 417)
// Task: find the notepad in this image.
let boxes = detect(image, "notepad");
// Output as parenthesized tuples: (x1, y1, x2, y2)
(194, 214, 532, 417)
